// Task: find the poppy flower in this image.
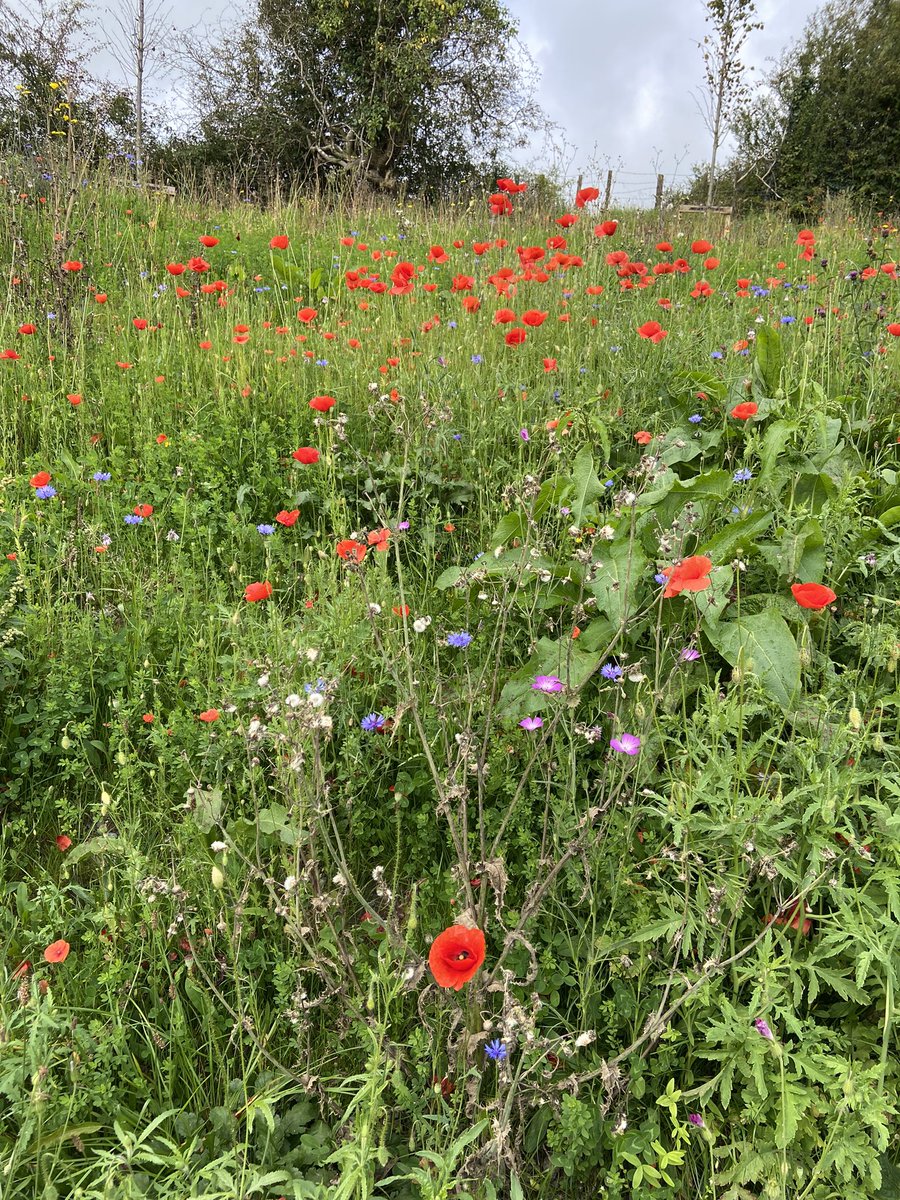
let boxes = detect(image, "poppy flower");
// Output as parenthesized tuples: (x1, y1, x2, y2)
(543, 357, 557, 372)
(30, 471, 51, 488)
(521, 310, 547, 327)
(43, 939, 70, 963)
(18, 323, 36, 334)
(691, 240, 713, 254)
(56, 835, 72, 851)
(634, 431, 653, 445)
(292, 446, 319, 464)
(133, 504, 153, 518)
(730, 402, 758, 420)
(245, 581, 273, 602)
(428, 925, 486, 990)
(595, 220, 619, 237)
(297, 307, 317, 323)
(637, 320, 668, 343)
(61, 261, 83, 272)
(142, 712, 154, 723)
(270, 235, 289, 250)
(765, 901, 811, 936)
(309, 395, 335, 412)
(493, 308, 517, 324)
(275, 509, 299, 526)
(1, 349, 19, 360)
(132, 318, 148, 331)
(336, 539, 367, 562)
(198, 709, 220, 722)
(555, 214, 578, 229)
(656, 241, 673, 252)
(166, 262, 185, 275)
(198, 235, 219, 247)
(367, 527, 390, 550)
(660, 555, 713, 599)
(575, 186, 600, 208)
(791, 582, 836, 610)
(505, 329, 527, 346)
(68, 393, 82, 406)
(188, 256, 210, 273)
(886, 323, 900, 337)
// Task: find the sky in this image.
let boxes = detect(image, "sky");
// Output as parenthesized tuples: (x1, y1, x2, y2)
(73, 0, 824, 202)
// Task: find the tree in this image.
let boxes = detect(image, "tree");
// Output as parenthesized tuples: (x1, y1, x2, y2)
(182, 0, 543, 197)
(695, 0, 762, 208)
(106, 0, 174, 176)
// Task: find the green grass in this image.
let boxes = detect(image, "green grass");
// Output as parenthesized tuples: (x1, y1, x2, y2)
(0, 160, 899, 1199)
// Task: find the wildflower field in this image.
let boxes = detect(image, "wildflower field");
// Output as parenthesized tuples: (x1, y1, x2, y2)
(1, 173, 899, 1200)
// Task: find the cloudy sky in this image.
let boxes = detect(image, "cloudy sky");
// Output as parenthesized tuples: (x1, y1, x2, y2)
(77, 0, 824, 200)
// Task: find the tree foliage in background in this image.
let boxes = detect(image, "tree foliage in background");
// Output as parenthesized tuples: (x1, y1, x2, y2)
(178, 0, 544, 196)
(687, 0, 900, 214)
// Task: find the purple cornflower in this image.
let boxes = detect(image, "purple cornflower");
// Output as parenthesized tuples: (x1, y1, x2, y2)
(485, 1039, 508, 1062)
(34, 485, 56, 499)
(123, 513, 143, 524)
(93, 471, 111, 482)
(446, 631, 472, 648)
(600, 663, 623, 681)
(360, 713, 386, 732)
(679, 647, 701, 662)
(518, 716, 544, 732)
(256, 524, 276, 535)
(733, 468, 753, 483)
(532, 675, 563, 693)
(754, 1018, 774, 1041)
(610, 733, 641, 756)
(471, 354, 483, 365)
(688, 1113, 705, 1127)
(398, 520, 410, 531)
(654, 572, 668, 585)
(688, 413, 702, 424)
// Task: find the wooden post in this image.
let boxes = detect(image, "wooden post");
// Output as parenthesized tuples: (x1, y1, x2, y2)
(603, 169, 613, 209)
(655, 173, 665, 211)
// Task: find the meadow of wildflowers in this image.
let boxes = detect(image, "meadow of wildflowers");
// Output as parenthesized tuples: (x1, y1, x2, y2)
(1, 168, 899, 1198)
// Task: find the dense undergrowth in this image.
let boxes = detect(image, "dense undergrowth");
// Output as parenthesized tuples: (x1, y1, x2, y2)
(1, 163, 899, 1199)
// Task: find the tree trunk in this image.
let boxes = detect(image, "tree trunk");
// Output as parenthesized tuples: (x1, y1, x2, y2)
(135, 0, 144, 177)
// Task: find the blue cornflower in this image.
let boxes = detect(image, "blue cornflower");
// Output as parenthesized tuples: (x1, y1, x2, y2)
(654, 572, 668, 585)
(471, 354, 483, 365)
(485, 1039, 508, 1062)
(446, 631, 472, 648)
(93, 471, 111, 482)
(600, 663, 623, 681)
(35, 485, 56, 499)
(603, 479, 615, 488)
(124, 513, 143, 524)
(688, 413, 702, 424)
(780, 315, 796, 325)
(448, 321, 457, 329)
(710, 350, 724, 359)
(360, 713, 386, 732)
(733, 468, 753, 482)
(453, 433, 462, 440)
(256, 523, 276, 535)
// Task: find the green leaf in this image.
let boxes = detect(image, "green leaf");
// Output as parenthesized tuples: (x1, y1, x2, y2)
(755, 325, 783, 395)
(588, 539, 647, 628)
(703, 610, 800, 711)
(490, 512, 528, 546)
(700, 511, 774, 564)
(759, 420, 797, 484)
(568, 446, 603, 526)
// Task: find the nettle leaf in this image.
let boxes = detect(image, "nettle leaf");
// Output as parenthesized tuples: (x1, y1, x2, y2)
(703, 610, 800, 711)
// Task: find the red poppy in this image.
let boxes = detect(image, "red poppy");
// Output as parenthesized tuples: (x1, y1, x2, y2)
(297, 307, 317, 323)
(392, 605, 410, 617)
(575, 186, 600, 208)
(198, 709, 220, 722)
(637, 320, 668, 343)
(188, 256, 210, 273)
(198, 235, 219, 248)
(56, 835, 72, 851)
(595, 220, 619, 237)
(730, 401, 758, 420)
(555, 214, 578, 228)
(505, 328, 527, 346)
(1, 349, 20, 360)
(142, 712, 154, 723)
(12, 960, 30, 980)
(43, 939, 70, 963)
(765, 901, 811, 936)
(30, 471, 51, 488)
(367, 527, 390, 550)
(245, 581, 273, 602)
(292, 447, 320, 464)
(656, 241, 673, 252)
(521, 310, 547, 327)
(61, 261, 83, 272)
(493, 308, 517, 324)
(691, 240, 713, 254)
(95, 293, 107, 302)
(660, 555, 713, 599)
(461, 296, 480, 312)
(270, 235, 289, 250)
(428, 925, 486, 990)
(132, 318, 148, 331)
(309, 395, 335, 412)
(634, 431, 653, 445)
(336, 539, 367, 562)
(166, 262, 185, 275)
(18, 323, 36, 334)
(275, 509, 299, 526)
(133, 504, 153, 517)
(543, 357, 557, 372)
(886, 323, 900, 337)
(791, 582, 836, 610)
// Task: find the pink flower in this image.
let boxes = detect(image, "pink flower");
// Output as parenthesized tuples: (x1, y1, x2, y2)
(532, 675, 563, 693)
(519, 716, 544, 731)
(610, 733, 641, 755)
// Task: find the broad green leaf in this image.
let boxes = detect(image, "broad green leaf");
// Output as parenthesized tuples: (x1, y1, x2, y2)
(703, 610, 800, 711)
(589, 538, 647, 628)
(759, 420, 797, 484)
(568, 446, 603, 526)
(755, 324, 783, 395)
(700, 511, 774, 564)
